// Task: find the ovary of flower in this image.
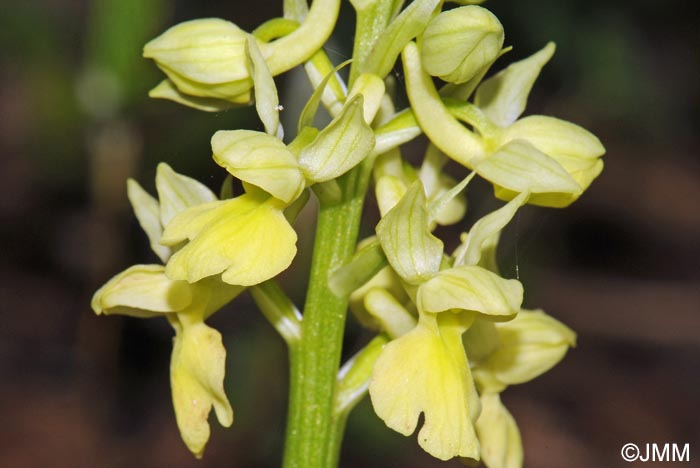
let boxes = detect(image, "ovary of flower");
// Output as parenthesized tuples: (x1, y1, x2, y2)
(369, 311, 481, 461)
(402, 41, 487, 167)
(161, 192, 297, 286)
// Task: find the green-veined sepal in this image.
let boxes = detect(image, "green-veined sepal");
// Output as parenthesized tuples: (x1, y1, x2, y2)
(474, 139, 582, 207)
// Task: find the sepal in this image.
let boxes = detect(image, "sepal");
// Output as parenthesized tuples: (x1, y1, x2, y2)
(91, 264, 191, 318)
(453, 192, 528, 269)
(417, 265, 523, 320)
(475, 42, 555, 127)
(211, 130, 304, 203)
(156, 162, 218, 227)
(475, 309, 576, 389)
(474, 139, 582, 206)
(127, 179, 171, 263)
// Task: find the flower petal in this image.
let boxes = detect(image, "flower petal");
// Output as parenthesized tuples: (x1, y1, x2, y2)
(476, 309, 576, 388)
(148, 79, 240, 112)
(127, 179, 171, 263)
(475, 139, 582, 204)
(156, 162, 217, 228)
(246, 37, 281, 136)
(475, 393, 523, 468)
(475, 42, 555, 127)
(163, 195, 297, 286)
(453, 192, 528, 269)
(503, 115, 605, 162)
(91, 264, 192, 317)
(169, 319, 233, 458)
(369, 312, 480, 460)
(418, 265, 523, 319)
(211, 130, 304, 204)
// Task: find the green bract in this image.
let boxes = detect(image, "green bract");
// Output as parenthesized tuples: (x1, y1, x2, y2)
(298, 95, 376, 182)
(376, 182, 443, 284)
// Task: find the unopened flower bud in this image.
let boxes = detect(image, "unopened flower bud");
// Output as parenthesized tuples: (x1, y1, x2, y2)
(421, 6, 504, 84)
(143, 18, 252, 103)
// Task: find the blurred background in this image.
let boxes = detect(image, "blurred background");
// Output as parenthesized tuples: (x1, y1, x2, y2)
(1, 0, 698, 467)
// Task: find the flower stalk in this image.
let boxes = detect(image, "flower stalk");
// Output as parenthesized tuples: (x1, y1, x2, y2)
(90, 0, 604, 466)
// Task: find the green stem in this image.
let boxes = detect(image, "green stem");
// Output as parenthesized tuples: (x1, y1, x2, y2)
(282, 165, 371, 468)
(281, 2, 400, 465)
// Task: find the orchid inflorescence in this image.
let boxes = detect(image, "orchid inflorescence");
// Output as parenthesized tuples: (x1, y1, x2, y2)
(91, 0, 603, 466)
